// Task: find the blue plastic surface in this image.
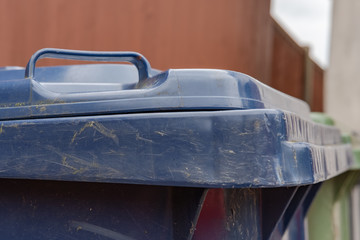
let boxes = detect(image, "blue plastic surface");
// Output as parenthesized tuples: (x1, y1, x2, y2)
(0, 109, 352, 188)
(0, 48, 354, 239)
(0, 48, 311, 120)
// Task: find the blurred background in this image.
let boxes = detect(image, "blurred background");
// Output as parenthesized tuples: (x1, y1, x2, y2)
(0, 0, 357, 131)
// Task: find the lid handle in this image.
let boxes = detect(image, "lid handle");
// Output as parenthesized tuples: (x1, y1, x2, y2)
(25, 48, 151, 82)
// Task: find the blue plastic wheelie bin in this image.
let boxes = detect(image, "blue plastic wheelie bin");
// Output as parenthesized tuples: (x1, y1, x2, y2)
(0, 48, 353, 240)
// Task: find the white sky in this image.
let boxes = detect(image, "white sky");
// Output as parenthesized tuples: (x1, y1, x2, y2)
(271, 0, 333, 68)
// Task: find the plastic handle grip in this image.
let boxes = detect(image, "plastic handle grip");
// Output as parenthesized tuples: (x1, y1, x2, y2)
(25, 48, 151, 82)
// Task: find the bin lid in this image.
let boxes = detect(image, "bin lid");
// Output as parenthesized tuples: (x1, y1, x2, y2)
(0, 48, 310, 120)
(0, 48, 353, 188)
